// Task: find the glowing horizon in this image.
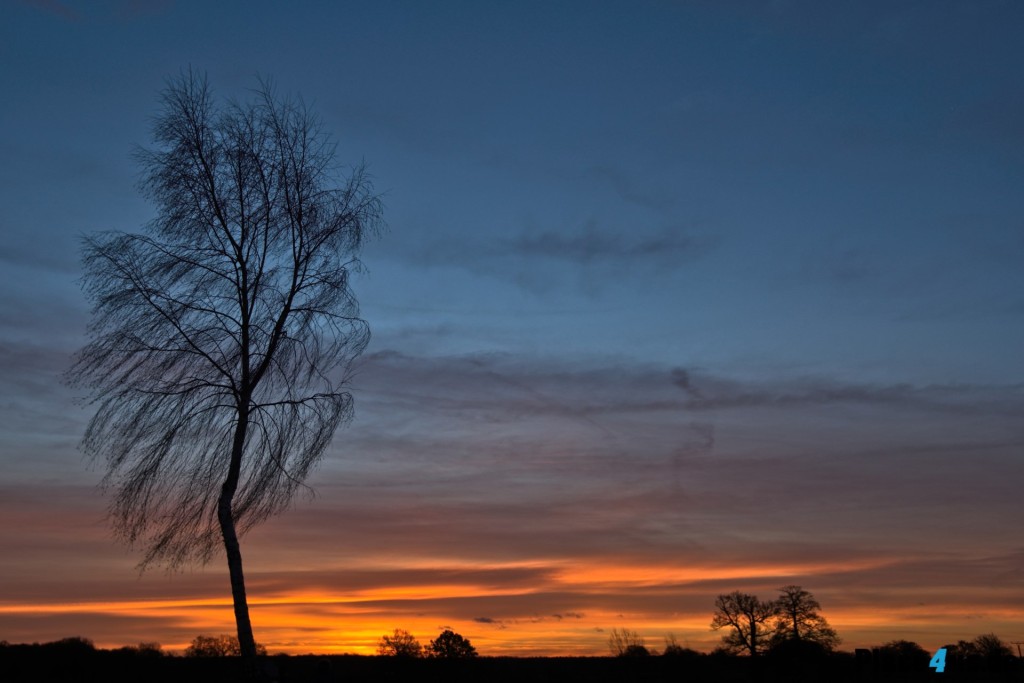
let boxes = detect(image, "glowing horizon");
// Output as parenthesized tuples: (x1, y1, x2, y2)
(2, 548, 1021, 656)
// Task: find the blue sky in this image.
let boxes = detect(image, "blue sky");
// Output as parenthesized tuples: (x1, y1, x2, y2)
(0, 0, 1022, 655)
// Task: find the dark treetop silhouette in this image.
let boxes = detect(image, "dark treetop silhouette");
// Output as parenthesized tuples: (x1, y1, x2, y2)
(66, 70, 383, 661)
(710, 591, 778, 657)
(771, 585, 839, 650)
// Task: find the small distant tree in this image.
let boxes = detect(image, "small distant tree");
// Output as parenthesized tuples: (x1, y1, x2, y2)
(876, 639, 928, 657)
(662, 633, 684, 656)
(944, 639, 975, 669)
(187, 635, 230, 657)
(608, 628, 648, 656)
(429, 629, 478, 658)
(874, 639, 929, 672)
(710, 592, 778, 656)
(943, 640, 971, 667)
(378, 629, 423, 657)
(954, 633, 1015, 671)
(661, 633, 701, 658)
(973, 633, 1013, 661)
(186, 634, 266, 657)
(770, 585, 839, 650)
(119, 641, 163, 656)
(44, 637, 96, 656)
(57, 637, 96, 649)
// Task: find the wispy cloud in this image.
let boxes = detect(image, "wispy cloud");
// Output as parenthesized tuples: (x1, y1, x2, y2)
(671, 369, 1024, 416)
(382, 221, 716, 294)
(505, 220, 714, 267)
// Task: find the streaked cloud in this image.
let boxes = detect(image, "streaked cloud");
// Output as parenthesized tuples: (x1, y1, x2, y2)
(381, 220, 715, 294)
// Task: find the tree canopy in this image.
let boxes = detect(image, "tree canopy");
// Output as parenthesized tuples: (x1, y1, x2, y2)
(608, 628, 648, 657)
(710, 591, 778, 656)
(186, 634, 266, 657)
(770, 585, 839, 650)
(428, 630, 478, 658)
(378, 629, 423, 657)
(711, 586, 839, 656)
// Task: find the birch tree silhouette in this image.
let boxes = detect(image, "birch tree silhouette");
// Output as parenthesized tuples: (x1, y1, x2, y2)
(67, 70, 382, 662)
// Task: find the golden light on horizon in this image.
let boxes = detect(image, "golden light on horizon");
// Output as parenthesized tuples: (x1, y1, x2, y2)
(4, 551, 1018, 657)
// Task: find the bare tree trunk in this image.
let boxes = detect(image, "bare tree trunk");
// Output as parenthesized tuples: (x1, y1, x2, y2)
(218, 403, 258, 662)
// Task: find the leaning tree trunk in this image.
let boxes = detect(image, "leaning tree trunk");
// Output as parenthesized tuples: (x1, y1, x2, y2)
(218, 402, 258, 663)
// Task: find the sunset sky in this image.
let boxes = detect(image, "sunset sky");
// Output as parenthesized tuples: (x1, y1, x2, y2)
(1, 0, 1023, 657)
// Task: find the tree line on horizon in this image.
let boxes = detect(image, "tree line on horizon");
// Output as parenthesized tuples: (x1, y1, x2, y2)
(605, 584, 1018, 670)
(605, 585, 838, 658)
(4, 635, 1022, 683)
(3, 617, 1015, 665)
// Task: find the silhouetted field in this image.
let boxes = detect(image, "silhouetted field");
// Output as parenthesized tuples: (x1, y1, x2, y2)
(2, 639, 1022, 682)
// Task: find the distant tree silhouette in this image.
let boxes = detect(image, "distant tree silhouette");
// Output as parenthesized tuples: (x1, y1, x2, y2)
(874, 639, 929, 672)
(117, 641, 163, 657)
(710, 591, 778, 656)
(973, 633, 1014, 661)
(186, 634, 266, 657)
(662, 643, 702, 659)
(65, 68, 383, 665)
(428, 629, 478, 658)
(608, 628, 648, 656)
(948, 633, 1015, 671)
(378, 629, 423, 657)
(766, 636, 831, 665)
(661, 633, 695, 657)
(769, 585, 839, 650)
(44, 637, 96, 656)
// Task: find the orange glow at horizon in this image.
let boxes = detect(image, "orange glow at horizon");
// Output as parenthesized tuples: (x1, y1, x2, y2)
(3, 555, 1020, 656)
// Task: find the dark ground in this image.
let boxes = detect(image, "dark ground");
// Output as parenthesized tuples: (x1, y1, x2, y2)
(2, 640, 1022, 682)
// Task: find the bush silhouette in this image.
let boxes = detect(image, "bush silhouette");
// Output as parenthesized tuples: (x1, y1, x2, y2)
(608, 628, 647, 656)
(186, 634, 266, 657)
(116, 641, 163, 657)
(873, 639, 929, 672)
(378, 629, 423, 657)
(429, 629, 478, 658)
